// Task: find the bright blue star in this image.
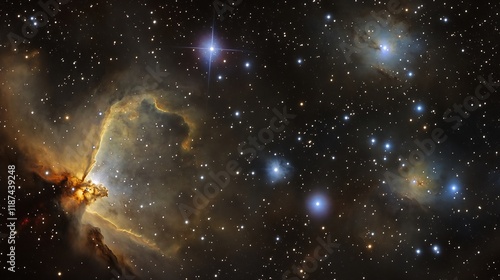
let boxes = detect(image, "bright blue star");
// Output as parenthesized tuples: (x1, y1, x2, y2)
(415, 104, 424, 113)
(449, 183, 460, 195)
(266, 158, 292, 183)
(307, 193, 330, 218)
(446, 180, 460, 198)
(377, 41, 393, 60)
(433, 245, 440, 254)
(172, 15, 253, 95)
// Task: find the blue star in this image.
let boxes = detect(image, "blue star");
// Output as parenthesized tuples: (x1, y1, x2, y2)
(266, 158, 292, 183)
(446, 180, 460, 198)
(172, 15, 253, 95)
(433, 245, 440, 254)
(377, 41, 393, 60)
(307, 193, 330, 218)
(415, 104, 424, 113)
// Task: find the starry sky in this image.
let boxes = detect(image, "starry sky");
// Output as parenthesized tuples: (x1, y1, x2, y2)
(0, 0, 499, 279)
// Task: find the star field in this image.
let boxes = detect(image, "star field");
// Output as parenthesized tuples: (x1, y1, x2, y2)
(0, 0, 499, 280)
